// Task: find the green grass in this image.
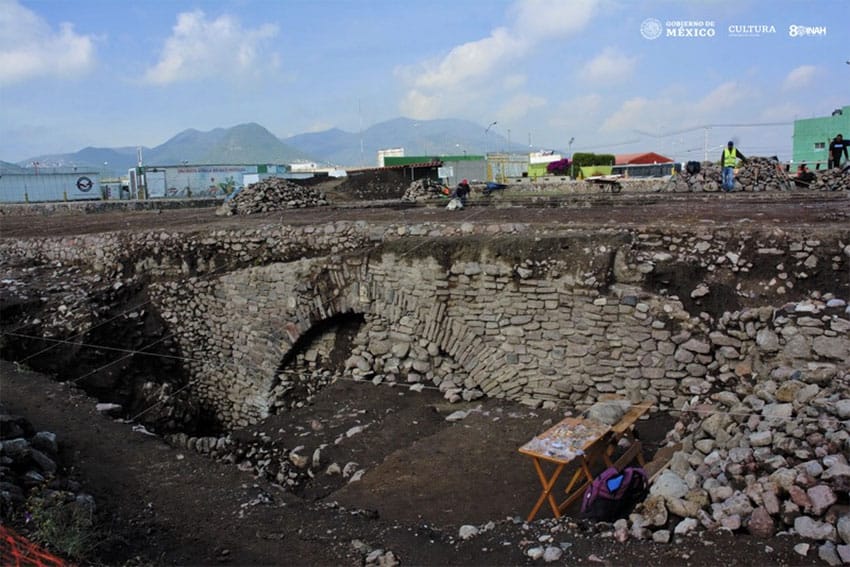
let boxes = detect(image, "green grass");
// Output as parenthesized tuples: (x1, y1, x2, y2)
(26, 490, 101, 561)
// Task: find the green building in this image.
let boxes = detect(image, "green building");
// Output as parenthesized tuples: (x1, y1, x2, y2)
(383, 154, 486, 185)
(792, 105, 850, 168)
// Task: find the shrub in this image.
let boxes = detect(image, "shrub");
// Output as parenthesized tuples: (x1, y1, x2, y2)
(25, 490, 100, 561)
(571, 152, 615, 169)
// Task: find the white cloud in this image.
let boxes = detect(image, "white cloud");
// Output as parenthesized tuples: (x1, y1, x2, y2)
(782, 65, 817, 91)
(306, 121, 334, 133)
(556, 94, 603, 117)
(759, 102, 802, 122)
(579, 47, 637, 84)
(399, 89, 445, 120)
(601, 82, 754, 133)
(143, 10, 278, 85)
(601, 97, 653, 131)
(692, 81, 751, 114)
(397, 0, 598, 119)
(498, 93, 547, 122)
(0, 0, 96, 87)
(511, 0, 596, 41)
(503, 74, 527, 90)
(411, 27, 523, 92)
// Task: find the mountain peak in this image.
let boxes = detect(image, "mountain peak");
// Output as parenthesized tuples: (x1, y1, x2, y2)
(11, 118, 524, 172)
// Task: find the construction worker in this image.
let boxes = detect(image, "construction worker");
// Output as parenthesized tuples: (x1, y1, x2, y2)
(720, 141, 747, 192)
(828, 134, 848, 169)
(453, 179, 471, 205)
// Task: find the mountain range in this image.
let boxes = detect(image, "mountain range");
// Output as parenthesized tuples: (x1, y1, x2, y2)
(10, 118, 534, 175)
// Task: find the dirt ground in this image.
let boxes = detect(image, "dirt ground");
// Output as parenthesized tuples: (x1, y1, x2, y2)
(1, 188, 846, 565)
(0, 361, 819, 566)
(0, 190, 848, 239)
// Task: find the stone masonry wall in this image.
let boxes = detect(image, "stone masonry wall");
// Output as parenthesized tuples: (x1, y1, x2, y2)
(2, 221, 848, 427)
(143, 227, 848, 427)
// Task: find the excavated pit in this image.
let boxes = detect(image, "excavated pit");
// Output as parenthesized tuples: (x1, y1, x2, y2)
(1, 191, 849, 566)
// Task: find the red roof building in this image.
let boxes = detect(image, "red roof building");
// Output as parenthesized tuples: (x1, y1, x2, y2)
(615, 152, 674, 165)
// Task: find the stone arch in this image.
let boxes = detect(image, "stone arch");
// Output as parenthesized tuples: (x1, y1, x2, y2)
(248, 254, 509, 417)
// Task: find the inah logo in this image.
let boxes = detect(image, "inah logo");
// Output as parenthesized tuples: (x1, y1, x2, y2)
(789, 24, 827, 37)
(640, 18, 663, 40)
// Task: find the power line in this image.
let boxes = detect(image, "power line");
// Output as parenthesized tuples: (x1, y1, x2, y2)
(634, 121, 792, 139)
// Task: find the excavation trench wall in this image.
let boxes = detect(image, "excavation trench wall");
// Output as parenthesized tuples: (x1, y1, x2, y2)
(2, 222, 849, 427)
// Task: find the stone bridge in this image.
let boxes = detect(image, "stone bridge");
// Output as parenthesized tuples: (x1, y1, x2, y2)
(3, 220, 849, 427)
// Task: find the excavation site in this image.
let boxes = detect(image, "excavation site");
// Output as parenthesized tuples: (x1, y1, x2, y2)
(1, 177, 849, 566)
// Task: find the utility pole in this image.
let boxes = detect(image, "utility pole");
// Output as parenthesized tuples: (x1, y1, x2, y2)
(358, 100, 364, 166)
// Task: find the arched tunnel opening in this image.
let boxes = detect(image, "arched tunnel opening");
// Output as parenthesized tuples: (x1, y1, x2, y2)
(268, 312, 366, 414)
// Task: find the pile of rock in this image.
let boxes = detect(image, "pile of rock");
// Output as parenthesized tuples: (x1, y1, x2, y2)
(666, 157, 794, 192)
(343, 317, 486, 404)
(269, 368, 338, 412)
(0, 405, 96, 526)
(735, 157, 793, 192)
(810, 168, 850, 192)
(401, 178, 448, 202)
(666, 162, 722, 192)
(217, 178, 328, 216)
(625, 359, 850, 562)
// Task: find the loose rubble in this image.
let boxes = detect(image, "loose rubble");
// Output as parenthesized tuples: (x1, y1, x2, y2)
(0, 404, 97, 536)
(216, 177, 328, 216)
(666, 157, 850, 193)
(667, 157, 797, 192)
(612, 299, 850, 552)
(401, 178, 449, 202)
(734, 157, 794, 192)
(2, 188, 849, 564)
(810, 167, 850, 192)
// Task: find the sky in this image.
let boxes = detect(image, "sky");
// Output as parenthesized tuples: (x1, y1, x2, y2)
(1, 0, 847, 164)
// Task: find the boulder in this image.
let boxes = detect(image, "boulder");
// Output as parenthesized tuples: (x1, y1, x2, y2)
(747, 507, 775, 538)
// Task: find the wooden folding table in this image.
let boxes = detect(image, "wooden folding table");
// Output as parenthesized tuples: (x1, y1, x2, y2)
(518, 400, 652, 522)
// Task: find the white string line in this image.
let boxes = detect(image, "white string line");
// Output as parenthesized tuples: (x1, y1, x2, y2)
(6, 193, 842, 441)
(5, 186, 406, 362)
(5, 329, 844, 429)
(6, 196, 491, 388)
(4, 332, 186, 362)
(2, 194, 494, 419)
(11, 191, 837, 428)
(128, 379, 199, 423)
(5, 187, 486, 360)
(7, 199, 355, 361)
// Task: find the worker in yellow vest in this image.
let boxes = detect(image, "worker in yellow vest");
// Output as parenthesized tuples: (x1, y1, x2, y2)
(720, 140, 747, 192)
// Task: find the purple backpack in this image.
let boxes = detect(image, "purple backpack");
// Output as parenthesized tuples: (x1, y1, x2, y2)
(580, 466, 648, 522)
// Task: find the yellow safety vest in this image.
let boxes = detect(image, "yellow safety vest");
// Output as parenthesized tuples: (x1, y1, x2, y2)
(723, 148, 738, 167)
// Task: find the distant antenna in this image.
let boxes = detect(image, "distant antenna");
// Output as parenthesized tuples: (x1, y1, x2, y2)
(358, 100, 364, 166)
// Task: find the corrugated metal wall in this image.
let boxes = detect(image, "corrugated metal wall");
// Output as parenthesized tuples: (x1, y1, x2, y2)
(486, 153, 528, 182)
(0, 171, 101, 203)
(443, 159, 487, 185)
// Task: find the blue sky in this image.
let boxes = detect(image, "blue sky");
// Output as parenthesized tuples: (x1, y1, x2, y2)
(1, 0, 847, 163)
